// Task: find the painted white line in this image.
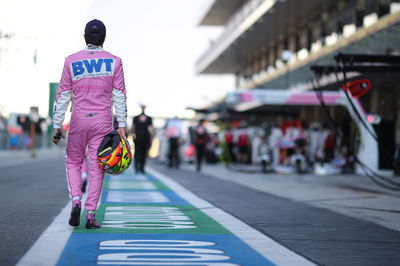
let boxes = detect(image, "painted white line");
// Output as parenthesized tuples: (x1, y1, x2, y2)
(105, 191, 169, 203)
(17, 191, 89, 266)
(147, 167, 315, 266)
(109, 174, 149, 181)
(108, 181, 156, 190)
(16, 203, 72, 266)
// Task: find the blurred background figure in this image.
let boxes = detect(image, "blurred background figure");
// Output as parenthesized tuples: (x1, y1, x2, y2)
(291, 122, 308, 173)
(237, 128, 250, 164)
(0, 112, 6, 150)
(29, 106, 43, 157)
(307, 122, 323, 165)
(132, 104, 153, 174)
(181, 125, 196, 164)
(193, 119, 208, 172)
(205, 132, 219, 164)
(256, 130, 272, 173)
(17, 115, 30, 150)
(224, 126, 236, 163)
(165, 116, 183, 168)
(269, 124, 283, 171)
(15, 107, 44, 157)
(323, 124, 337, 163)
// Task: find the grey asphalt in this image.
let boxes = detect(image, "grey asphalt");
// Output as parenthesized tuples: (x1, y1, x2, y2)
(0, 154, 68, 266)
(2, 152, 399, 266)
(185, 163, 400, 232)
(150, 161, 400, 266)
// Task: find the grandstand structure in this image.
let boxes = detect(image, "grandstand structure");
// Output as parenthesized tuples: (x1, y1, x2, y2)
(196, 0, 400, 172)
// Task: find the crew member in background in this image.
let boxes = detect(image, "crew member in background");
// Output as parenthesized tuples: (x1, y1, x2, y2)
(0, 113, 6, 150)
(132, 104, 153, 174)
(224, 126, 235, 163)
(17, 115, 31, 150)
(165, 116, 182, 168)
(269, 124, 283, 170)
(52, 19, 128, 229)
(194, 119, 208, 172)
(237, 129, 250, 164)
(323, 124, 336, 162)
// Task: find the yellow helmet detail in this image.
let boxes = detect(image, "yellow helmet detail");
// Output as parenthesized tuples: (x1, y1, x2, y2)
(97, 130, 132, 175)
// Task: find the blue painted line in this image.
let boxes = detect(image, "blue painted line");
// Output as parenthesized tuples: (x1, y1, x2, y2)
(57, 233, 274, 266)
(102, 190, 191, 205)
(56, 170, 277, 265)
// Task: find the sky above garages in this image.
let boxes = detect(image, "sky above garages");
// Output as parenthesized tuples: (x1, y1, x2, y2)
(0, 0, 233, 118)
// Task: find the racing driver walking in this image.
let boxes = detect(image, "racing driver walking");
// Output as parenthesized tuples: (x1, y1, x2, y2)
(52, 19, 128, 229)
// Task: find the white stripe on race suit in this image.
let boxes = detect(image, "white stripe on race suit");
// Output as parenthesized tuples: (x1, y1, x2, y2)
(53, 90, 72, 128)
(112, 88, 127, 127)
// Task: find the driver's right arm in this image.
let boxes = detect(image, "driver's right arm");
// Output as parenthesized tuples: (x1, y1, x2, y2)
(53, 59, 72, 130)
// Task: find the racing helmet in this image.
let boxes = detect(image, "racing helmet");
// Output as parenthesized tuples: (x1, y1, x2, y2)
(97, 130, 132, 175)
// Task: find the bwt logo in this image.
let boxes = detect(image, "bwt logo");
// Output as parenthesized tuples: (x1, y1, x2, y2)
(71, 58, 114, 80)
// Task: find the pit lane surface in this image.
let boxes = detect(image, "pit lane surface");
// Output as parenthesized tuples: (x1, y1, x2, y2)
(6, 155, 400, 266)
(151, 162, 400, 266)
(17, 165, 312, 266)
(0, 154, 69, 266)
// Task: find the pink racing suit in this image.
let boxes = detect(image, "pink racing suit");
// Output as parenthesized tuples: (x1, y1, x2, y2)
(53, 45, 127, 211)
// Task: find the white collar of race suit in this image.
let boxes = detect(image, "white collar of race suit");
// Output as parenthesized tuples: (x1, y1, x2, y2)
(85, 44, 103, 50)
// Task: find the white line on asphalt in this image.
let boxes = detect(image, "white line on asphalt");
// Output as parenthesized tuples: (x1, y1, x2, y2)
(147, 167, 316, 266)
(16, 203, 72, 266)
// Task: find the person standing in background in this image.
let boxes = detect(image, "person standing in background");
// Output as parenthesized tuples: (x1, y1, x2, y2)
(194, 119, 208, 172)
(307, 122, 322, 165)
(269, 124, 283, 170)
(0, 113, 6, 150)
(224, 126, 235, 163)
(132, 104, 153, 174)
(17, 115, 30, 150)
(237, 129, 250, 164)
(30, 106, 44, 156)
(165, 116, 183, 168)
(323, 124, 337, 163)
